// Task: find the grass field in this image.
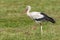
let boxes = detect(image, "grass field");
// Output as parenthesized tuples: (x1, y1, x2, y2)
(0, 0, 60, 40)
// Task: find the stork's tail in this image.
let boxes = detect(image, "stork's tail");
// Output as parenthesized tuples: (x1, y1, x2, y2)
(46, 17, 55, 23)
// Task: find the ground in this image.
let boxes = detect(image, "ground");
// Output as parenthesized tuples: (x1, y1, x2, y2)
(0, 0, 60, 40)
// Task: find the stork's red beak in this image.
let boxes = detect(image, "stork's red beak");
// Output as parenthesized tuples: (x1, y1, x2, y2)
(24, 8, 28, 13)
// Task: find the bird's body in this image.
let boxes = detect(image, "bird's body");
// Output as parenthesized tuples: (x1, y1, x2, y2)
(27, 12, 44, 19)
(26, 8, 55, 23)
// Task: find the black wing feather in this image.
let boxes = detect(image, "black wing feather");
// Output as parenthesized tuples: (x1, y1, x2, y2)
(41, 12, 55, 23)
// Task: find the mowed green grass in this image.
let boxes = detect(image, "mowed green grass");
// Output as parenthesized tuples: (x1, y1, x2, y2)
(0, 0, 60, 40)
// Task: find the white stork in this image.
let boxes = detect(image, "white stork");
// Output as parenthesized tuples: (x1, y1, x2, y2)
(25, 5, 55, 35)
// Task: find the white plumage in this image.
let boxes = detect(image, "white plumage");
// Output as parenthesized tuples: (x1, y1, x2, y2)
(29, 12, 44, 19)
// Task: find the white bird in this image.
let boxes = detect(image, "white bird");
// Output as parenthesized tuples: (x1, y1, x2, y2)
(25, 5, 55, 35)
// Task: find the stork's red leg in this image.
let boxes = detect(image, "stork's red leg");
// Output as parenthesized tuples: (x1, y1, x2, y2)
(40, 23, 43, 35)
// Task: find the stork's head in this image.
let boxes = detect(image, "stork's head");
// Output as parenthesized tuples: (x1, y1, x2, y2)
(26, 6, 31, 9)
(25, 5, 31, 13)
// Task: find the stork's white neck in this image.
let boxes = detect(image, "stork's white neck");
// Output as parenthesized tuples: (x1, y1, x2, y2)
(26, 6, 31, 14)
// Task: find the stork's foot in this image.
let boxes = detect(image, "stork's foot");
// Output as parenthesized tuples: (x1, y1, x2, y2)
(32, 26, 37, 30)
